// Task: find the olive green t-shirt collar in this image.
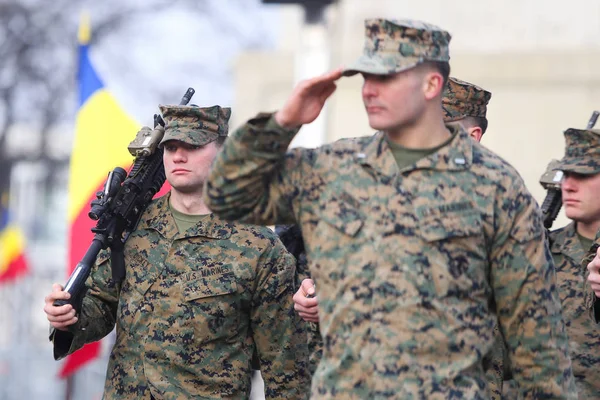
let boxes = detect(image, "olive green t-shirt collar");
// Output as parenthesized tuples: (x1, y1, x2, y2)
(385, 129, 457, 171)
(169, 198, 211, 234)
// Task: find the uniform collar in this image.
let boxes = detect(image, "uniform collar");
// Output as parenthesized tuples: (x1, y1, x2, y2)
(355, 123, 473, 178)
(138, 192, 232, 240)
(550, 222, 585, 263)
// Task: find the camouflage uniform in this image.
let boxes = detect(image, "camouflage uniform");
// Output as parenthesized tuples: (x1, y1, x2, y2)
(550, 223, 600, 398)
(279, 77, 506, 393)
(51, 106, 310, 400)
(549, 128, 600, 398)
(561, 129, 600, 333)
(444, 78, 509, 400)
(205, 18, 575, 399)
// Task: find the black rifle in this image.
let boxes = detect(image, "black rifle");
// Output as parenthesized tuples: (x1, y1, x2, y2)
(275, 225, 305, 261)
(54, 88, 195, 309)
(539, 110, 599, 231)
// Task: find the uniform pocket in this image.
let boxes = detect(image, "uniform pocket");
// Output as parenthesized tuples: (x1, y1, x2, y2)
(310, 190, 368, 283)
(318, 190, 365, 237)
(418, 210, 487, 298)
(183, 274, 240, 343)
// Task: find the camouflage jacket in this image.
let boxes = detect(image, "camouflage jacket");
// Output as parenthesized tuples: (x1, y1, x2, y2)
(550, 223, 600, 398)
(51, 193, 310, 400)
(204, 114, 576, 399)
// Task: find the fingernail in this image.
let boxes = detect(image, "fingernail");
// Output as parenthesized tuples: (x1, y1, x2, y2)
(308, 287, 315, 295)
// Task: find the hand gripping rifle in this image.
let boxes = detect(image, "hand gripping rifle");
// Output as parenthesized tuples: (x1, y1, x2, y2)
(54, 88, 195, 309)
(539, 110, 599, 231)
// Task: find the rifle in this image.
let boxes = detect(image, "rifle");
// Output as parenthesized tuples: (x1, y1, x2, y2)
(54, 88, 195, 309)
(275, 225, 305, 261)
(539, 110, 599, 231)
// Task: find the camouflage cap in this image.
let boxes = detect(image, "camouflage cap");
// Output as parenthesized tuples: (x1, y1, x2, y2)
(554, 128, 600, 175)
(442, 77, 492, 122)
(158, 105, 231, 147)
(343, 19, 451, 77)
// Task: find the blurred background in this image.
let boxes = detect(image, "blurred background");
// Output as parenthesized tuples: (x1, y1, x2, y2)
(0, 0, 598, 399)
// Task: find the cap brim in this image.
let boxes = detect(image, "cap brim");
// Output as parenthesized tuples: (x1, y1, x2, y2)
(159, 134, 216, 148)
(553, 159, 600, 175)
(342, 54, 419, 77)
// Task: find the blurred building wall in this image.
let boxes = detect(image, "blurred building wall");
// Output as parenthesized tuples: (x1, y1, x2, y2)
(234, 0, 600, 228)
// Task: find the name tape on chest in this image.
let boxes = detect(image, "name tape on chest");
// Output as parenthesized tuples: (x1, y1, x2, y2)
(418, 200, 474, 219)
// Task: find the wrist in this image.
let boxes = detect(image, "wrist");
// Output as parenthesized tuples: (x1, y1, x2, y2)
(274, 111, 298, 130)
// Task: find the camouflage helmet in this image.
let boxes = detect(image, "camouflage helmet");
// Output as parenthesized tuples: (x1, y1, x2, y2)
(343, 19, 451, 77)
(158, 105, 231, 147)
(554, 128, 600, 175)
(442, 77, 492, 123)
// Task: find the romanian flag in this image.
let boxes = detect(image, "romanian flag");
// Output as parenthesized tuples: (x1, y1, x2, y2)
(0, 195, 29, 283)
(59, 14, 139, 378)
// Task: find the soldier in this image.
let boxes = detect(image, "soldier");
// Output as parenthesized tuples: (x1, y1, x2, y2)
(547, 127, 600, 398)
(204, 18, 575, 399)
(43, 105, 310, 399)
(290, 76, 507, 397)
(443, 77, 507, 400)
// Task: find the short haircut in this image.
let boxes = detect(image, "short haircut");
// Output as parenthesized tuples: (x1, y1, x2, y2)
(463, 116, 489, 134)
(423, 61, 451, 87)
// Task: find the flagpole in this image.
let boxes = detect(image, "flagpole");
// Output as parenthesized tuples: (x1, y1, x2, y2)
(65, 374, 74, 400)
(62, 13, 91, 400)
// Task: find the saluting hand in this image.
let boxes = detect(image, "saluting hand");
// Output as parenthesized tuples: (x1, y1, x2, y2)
(275, 67, 344, 129)
(587, 246, 600, 297)
(293, 278, 319, 323)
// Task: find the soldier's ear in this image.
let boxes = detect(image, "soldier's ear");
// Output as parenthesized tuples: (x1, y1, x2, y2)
(423, 70, 444, 101)
(468, 126, 483, 142)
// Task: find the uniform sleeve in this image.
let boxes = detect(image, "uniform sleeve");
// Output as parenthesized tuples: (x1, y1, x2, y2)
(251, 238, 311, 400)
(51, 250, 119, 360)
(490, 184, 577, 399)
(204, 113, 313, 226)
